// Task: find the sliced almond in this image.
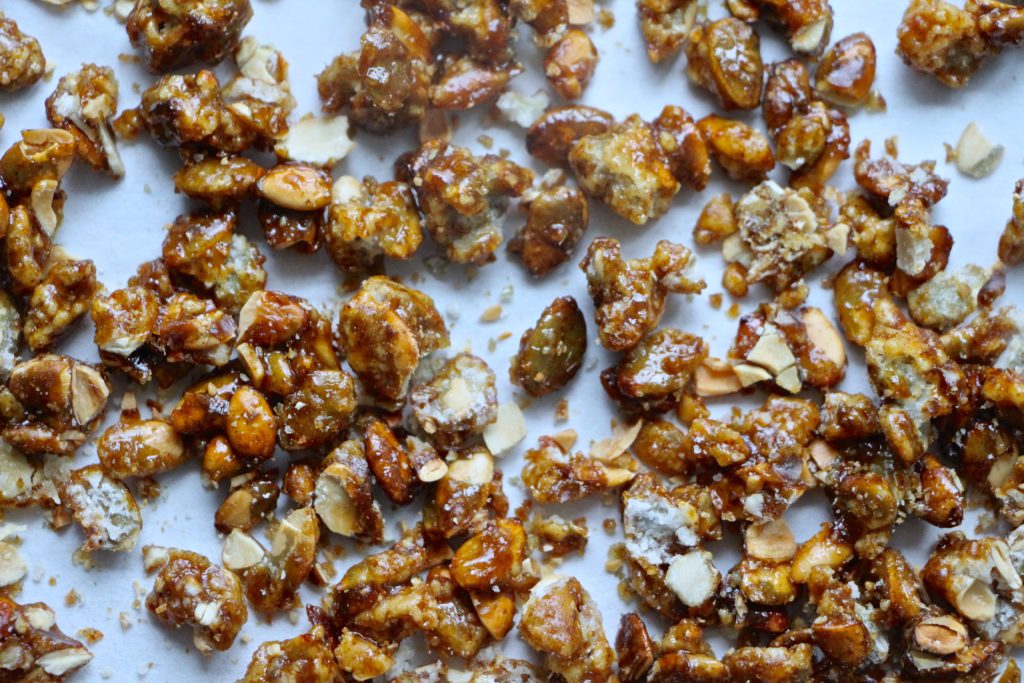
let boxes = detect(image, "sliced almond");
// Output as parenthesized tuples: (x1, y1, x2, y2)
(551, 428, 578, 451)
(914, 615, 968, 655)
(733, 363, 772, 387)
(31, 178, 59, 237)
(591, 420, 643, 462)
(36, 647, 93, 676)
(774, 365, 802, 394)
(809, 439, 839, 470)
(745, 518, 796, 561)
(568, 0, 595, 24)
(746, 328, 797, 375)
(803, 308, 846, 367)
(482, 402, 527, 456)
(696, 358, 741, 397)
(275, 115, 354, 168)
(955, 122, 1004, 179)
(222, 529, 266, 570)
(314, 463, 359, 537)
(447, 449, 494, 485)
(0, 540, 26, 586)
(601, 464, 636, 488)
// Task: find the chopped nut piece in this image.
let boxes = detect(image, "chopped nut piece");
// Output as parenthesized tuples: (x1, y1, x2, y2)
(545, 29, 598, 100)
(854, 139, 949, 208)
(914, 613, 969, 655)
(510, 296, 587, 397)
(238, 626, 341, 682)
(568, 114, 679, 225)
(652, 105, 712, 191)
(126, 0, 253, 72)
(62, 465, 142, 553)
(410, 354, 497, 447)
(275, 370, 356, 451)
(318, 6, 432, 132)
(695, 357, 742, 396)
(173, 156, 264, 208)
(519, 576, 616, 683)
(664, 550, 719, 607)
(214, 471, 279, 533)
(604, 329, 707, 414)
(523, 435, 634, 503)
(580, 238, 705, 352)
(908, 264, 990, 330)
(685, 18, 764, 110)
(315, 440, 384, 543)
(0, 15, 45, 91)
(956, 122, 1004, 178)
(98, 396, 186, 479)
(144, 545, 247, 653)
(139, 70, 254, 153)
(0, 128, 76, 195)
(616, 613, 655, 683)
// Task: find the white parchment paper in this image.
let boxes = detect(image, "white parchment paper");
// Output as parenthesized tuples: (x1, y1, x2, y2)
(2, 0, 1023, 679)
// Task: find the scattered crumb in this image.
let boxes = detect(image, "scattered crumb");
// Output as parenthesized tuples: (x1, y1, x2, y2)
(603, 518, 617, 534)
(120, 612, 133, 630)
(884, 136, 899, 157)
(943, 142, 956, 163)
(709, 293, 723, 310)
(477, 134, 493, 149)
(77, 627, 104, 644)
(118, 53, 141, 64)
(65, 589, 81, 607)
(727, 303, 740, 319)
(480, 304, 503, 322)
(555, 398, 570, 422)
(598, 7, 615, 28)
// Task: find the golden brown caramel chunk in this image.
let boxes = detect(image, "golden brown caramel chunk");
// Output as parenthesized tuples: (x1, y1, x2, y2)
(520, 576, 616, 683)
(638, 0, 697, 62)
(686, 18, 764, 111)
(45, 64, 124, 176)
(508, 182, 590, 277)
(604, 329, 707, 414)
(410, 354, 497, 447)
(23, 258, 100, 352)
(63, 464, 142, 553)
(315, 439, 385, 543)
(339, 276, 448, 402)
(318, 5, 433, 133)
(397, 140, 533, 264)
(173, 156, 265, 208)
(326, 175, 423, 271)
(0, 595, 93, 680)
(815, 33, 877, 107)
(143, 545, 248, 654)
(697, 115, 775, 182)
(526, 105, 614, 166)
(98, 395, 186, 479)
(545, 29, 598, 100)
(651, 105, 712, 191)
(4, 355, 110, 456)
(580, 237, 705, 352)
(126, 0, 253, 72)
(522, 435, 634, 503)
(897, 0, 991, 88)
(238, 626, 342, 682)
(139, 70, 255, 153)
(569, 114, 680, 225)
(0, 14, 45, 91)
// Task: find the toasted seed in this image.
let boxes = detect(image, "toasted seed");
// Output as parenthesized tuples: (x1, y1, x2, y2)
(510, 296, 587, 397)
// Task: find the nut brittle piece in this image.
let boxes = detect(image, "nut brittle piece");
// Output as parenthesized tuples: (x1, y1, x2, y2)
(143, 545, 248, 654)
(45, 64, 124, 176)
(520, 576, 616, 683)
(397, 140, 533, 264)
(62, 464, 142, 553)
(580, 238, 705, 352)
(339, 276, 448, 402)
(0, 595, 93, 680)
(507, 181, 590, 277)
(510, 295, 587, 397)
(410, 354, 497, 448)
(568, 114, 680, 225)
(326, 175, 423, 271)
(0, 14, 45, 91)
(522, 434, 635, 504)
(23, 257, 100, 352)
(126, 0, 253, 73)
(685, 18, 764, 111)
